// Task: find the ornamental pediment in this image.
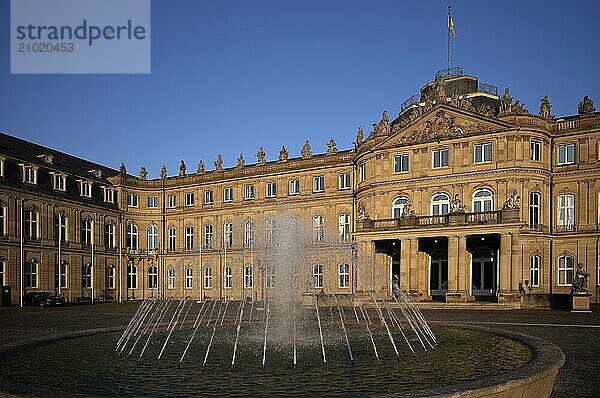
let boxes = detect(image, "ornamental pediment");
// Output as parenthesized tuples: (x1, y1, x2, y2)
(377, 106, 511, 149)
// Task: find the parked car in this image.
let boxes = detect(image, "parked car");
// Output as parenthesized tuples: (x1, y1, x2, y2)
(23, 292, 65, 307)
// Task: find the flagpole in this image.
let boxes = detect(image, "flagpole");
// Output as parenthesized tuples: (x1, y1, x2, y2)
(447, 6, 451, 75)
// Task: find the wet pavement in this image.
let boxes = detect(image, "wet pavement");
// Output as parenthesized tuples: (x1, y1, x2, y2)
(0, 302, 598, 397)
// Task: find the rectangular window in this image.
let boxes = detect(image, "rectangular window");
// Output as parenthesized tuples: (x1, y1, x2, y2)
(80, 181, 91, 198)
(168, 194, 176, 208)
(103, 188, 114, 203)
(0, 206, 6, 237)
(557, 143, 575, 165)
(185, 226, 194, 251)
(23, 165, 36, 184)
(224, 266, 232, 289)
(432, 149, 449, 168)
(339, 264, 350, 288)
(82, 265, 91, 289)
(54, 174, 66, 191)
(185, 268, 193, 289)
(148, 196, 158, 208)
(168, 228, 176, 252)
(127, 193, 138, 207)
(530, 256, 540, 287)
(558, 256, 574, 286)
(168, 268, 175, 289)
(24, 210, 38, 240)
(529, 192, 541, 228)
(313, 176, 325, 192)
(394, 154, 409, 173)
(204, 267, 212, 288)
(267, 182, 277, 198)
(289, 179, 300, 195)
(224, 222, 233, 248)
(531, 140, 541, 162)
(244, 266, 253, 289)
(0, 259, 5, 286)
(338, 173, 350, 190)
(224, 187, 233, 202)
(338, 213, 350, 243)
(204, 190, 213, 205)
(557, 194, 575, 231)
(358, 164, 366, 183)
(105, 223, 114, 249)
(25, 261, 37, 288)
(185, 192, 195, 207)
(60, 263, 67, 288)
(474, 143, 492, 163)
(313, 264, 323, 288)
(244, 185, 254, 200)
(204, 224, 213, 249)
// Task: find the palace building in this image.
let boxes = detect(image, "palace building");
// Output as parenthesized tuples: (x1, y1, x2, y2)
(1, 68, 599, 307)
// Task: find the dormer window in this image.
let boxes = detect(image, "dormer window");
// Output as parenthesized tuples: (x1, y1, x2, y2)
(21, 164, 37, 184)
(102, 187, 114, 203)
(79, 180, 92, 198)
(37, 154, 53, 164)
(89, 169, 102, 178)
(52, 173, 66, 191)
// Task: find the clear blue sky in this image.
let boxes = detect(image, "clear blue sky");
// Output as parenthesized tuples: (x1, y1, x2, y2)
(1, 0, 599, 178)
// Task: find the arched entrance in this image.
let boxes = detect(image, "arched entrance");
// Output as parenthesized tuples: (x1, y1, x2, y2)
(472, 248, 496, 297)
(430, 250, 448, 297)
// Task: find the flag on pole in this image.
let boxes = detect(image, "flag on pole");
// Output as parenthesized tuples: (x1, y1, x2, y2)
(448, 14, 456, 37)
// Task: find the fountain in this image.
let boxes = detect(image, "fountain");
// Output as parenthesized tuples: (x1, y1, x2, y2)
(0, 213, 564, 397)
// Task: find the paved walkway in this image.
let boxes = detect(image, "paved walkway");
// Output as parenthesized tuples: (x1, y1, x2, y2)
(0, 302, 598, 397)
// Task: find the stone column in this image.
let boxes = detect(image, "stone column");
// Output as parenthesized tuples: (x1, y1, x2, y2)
(499, 233, 511, 295)
(399, 237, 411, 292)
(447, 234, 470, 302)
(409, 237, 419, 293)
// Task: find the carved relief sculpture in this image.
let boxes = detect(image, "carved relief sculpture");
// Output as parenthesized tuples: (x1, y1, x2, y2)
(502, 189, 521, 209)
(434, 78, 447, 101)
(578, 96, 596, 115)
(214, 154, 223, 171)
(179, 160, 186, 176)
(197, 160, 205, 174)
(279, 146, 289, 162)
(450, 194, 466, 213)
(357, 203, 369, 220)
(301, 140, 312, 159)
(139, 166, 148, 180)
(256, 147, 266, 165)
(327, 138, 337, 155)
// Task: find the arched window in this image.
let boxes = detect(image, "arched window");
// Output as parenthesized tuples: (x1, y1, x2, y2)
(557, 194, 575, 231)
(472, 189, 494, 212)
(224, 266, 232, 289)
(81, 219, 92, 246)
(204, 224, 213, 249)
(185, 225, 194, 251)
(338, 213, 350, 243)
(104, 222, 114, 249)
(223, 222, 233, 248)
(313, 215, 324, 243)
(244, 220, 254, 247)
(530, 255, 540, 287)
(82, 263, 91, 288)
(127, 262, 137, 289)
(168, 227, 176, 252)
(431, 193, 450, 216)
(147, 225, 158, 251)
(148, 265, 158, 289)
(557, 255, 574, 286)
(339, 264, 350, 288)
(313, 264, 323, 288)
(266, 219, 276, 245)
(204, 266, 212, 288)
(392, 196, 410, 219)
(244, 266, 253, 288)
(529, 192, 541, 228)
(126, 224, 138, 251)
(106, 265, 114, 289)
(167, 268, 175, 289)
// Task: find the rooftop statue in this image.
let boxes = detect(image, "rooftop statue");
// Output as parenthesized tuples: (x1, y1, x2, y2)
(301, 140, 312, 159)
(578, 96, 596, 115)
(538, 95, 554, 119)
(119, 162, 127, 175)
(236, 153, 245, 169)
(353, 126, 364, 148)
(434, 78, 447, 101)
(256, 147, 266, 165)
(179, 160, 186, 176)
(327, 138, 337, 155)
(279, 146, 288, 162)
(499, 88, 513, 114)
(160, 165, 167, 180)
(214, 154, 223, 171)
(378, 111, 390, 135)
(197, 160, 205, 174)
(139, 166, 148, 180)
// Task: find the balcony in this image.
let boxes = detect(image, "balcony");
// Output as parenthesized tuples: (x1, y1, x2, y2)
(356, 209, 519, 233)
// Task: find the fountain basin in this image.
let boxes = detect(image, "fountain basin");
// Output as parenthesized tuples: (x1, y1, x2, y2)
(0, 320, 563, 397)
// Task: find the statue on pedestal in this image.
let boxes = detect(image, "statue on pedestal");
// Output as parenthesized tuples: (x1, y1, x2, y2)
(179, 160, 186, 176)
(539, 95, 554, 119)
(571, 263, 590, 294)
(139, 166, 148, 180)
(236, 153, 245, 169)
(214, 155, 223, 171)
(500, 88, 513, 114)
(160, 165, 167, 180)
(353, 126, 364, 148)
(197, 160, 205, 174)
(256, 147, 266, 165)
(503, 189, 521, 209)
(450, 194, 465, 213)
(301, 140, 312, 159)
